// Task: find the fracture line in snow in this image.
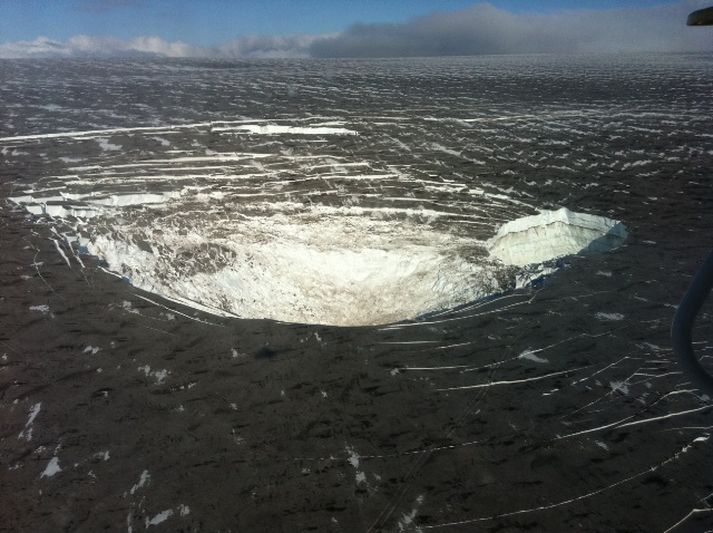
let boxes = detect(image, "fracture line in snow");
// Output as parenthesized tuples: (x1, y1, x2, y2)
(0, 120, 279, 143)
(422, 435, 706, 529)
(616, 405, 713, 429)
(663, 489, 713, 533)
(570, 355, 636, 385)
(463, 354, 521, 373)
(378, 296, 533, 330)
(361, 439, 483, 460)
(663, 508, 713, 533)
(402, 364, 470, 371)
(438, 367, 588, 391)
(293, 438, 484, 463)
(565, 363, 646, 419)
(133, 294, 223, 327)
(661, 424, 713, 433)
(379, 340, 441, 346)
(432, 341, 475, 351)
(51, 238, 71, 269)
(555, 415, 637, 440)
(0, 123, 211, 142)
(558, 399, 712, 440)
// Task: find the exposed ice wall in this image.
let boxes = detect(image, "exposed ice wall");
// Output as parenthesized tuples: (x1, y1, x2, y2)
(30, 205, 625, 326)
(487, 208, 628, 267)
(83, 217, 503, 327)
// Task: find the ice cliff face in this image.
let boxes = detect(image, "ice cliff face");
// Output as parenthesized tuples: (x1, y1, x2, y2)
(487, 208, 628, 267)
(81, 217, 503, 327)
(10, 189, 628, 326)
(77, 207, 627, 326)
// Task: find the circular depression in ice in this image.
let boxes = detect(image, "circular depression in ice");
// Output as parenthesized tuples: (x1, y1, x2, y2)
(78, 207, 627, 326)
(4, 123, 627, 327)
(39, 203, 625, 327)
(85, 214, 506, 326)
(12, 182, 628, 326)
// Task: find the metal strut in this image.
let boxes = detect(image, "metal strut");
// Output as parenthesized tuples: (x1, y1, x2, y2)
(672, 7, 713, 398)
(672, 249, 713, 397)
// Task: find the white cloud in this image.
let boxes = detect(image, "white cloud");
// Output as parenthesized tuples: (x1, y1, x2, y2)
(0, 34, 204, 59)
(0, 33, 319, 59)
(310, 1, 713, 57)
(127, 36, 201, 57)
(216, 34, 321, 59)
(0, 37, 73, 58)
(0, 1, 710, 60)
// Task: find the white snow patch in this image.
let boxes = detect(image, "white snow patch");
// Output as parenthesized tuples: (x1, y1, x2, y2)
(146, 509, 173, 527)
(18, 402, 42, 441)
(29, 304, 50, 314)
(346, 446, 360, 469)
(488, 207, 627, 267)
(85, 217, 503, 326)
(515, 264, 557, 289)
(85, 191, 179, 207)
(596, 312, 625, 321)
(121, 301, 139, 314)
(95, 450, 110, 461)
(40, 456, 61, 478)
(346, 445, 367, 485)
(610, 381, 630, 395)
(83, 345, 100, 355)
(518, 349, 549, 364)
(129, 469, 150, 495)
(151, 136, 171, 147)
(213, 124, 357, 135)
(138, 365, 169, 385)
(96, 138, 121, 151)
(52, 238, 71, 268)
(398, 495, 425, 531)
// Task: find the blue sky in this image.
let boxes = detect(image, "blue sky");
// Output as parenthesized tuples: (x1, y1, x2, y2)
(0, 1, 708, 58)
(0, 0, 682, 45)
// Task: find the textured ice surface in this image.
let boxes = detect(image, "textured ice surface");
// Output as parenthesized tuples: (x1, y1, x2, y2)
(7, 144, 628, 326)
(11, 192, 626, 325)
(488, 207, 627, 267)
(85, 216, 502, 326)
(2, 56, 713, 533)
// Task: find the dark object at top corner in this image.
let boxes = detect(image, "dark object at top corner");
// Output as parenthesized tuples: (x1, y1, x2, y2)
(687, 7, 713, 26)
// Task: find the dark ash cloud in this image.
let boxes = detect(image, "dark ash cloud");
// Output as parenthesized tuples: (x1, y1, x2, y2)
(310, 1, 713, 57)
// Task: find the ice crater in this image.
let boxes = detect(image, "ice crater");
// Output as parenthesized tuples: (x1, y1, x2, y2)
(25, 198, 626, 327)
(84, 218, 504, 327)
(85, 208, 625, 327)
